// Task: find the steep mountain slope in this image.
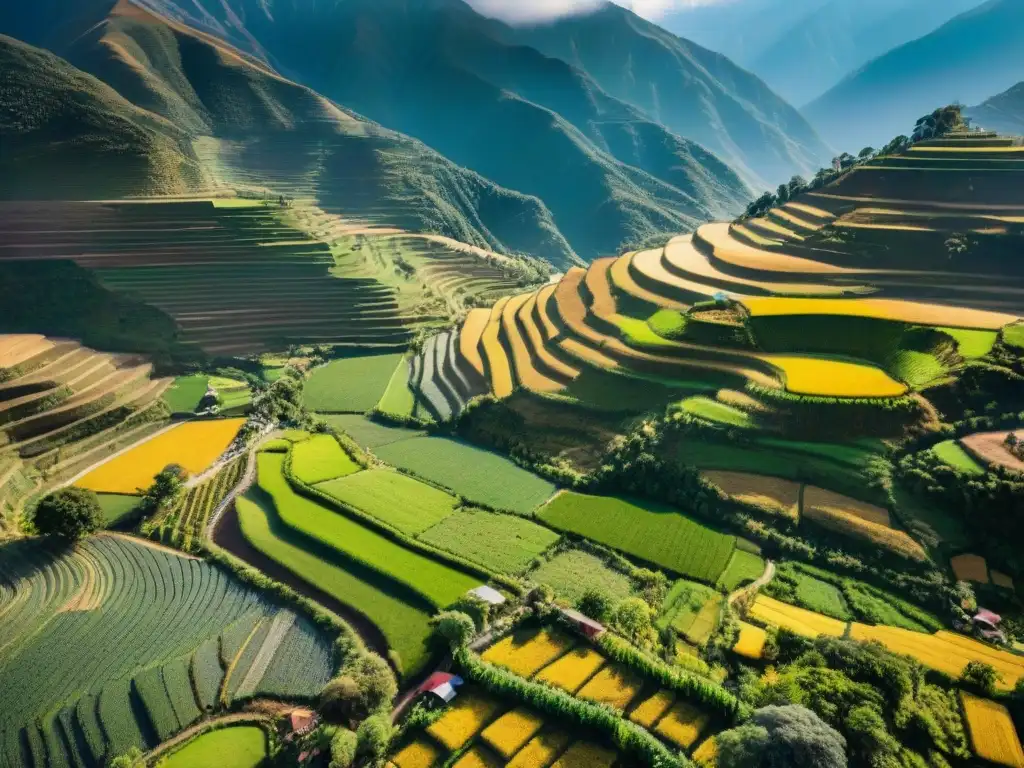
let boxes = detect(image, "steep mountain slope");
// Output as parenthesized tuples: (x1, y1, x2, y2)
(968, 82, 1024, 135)
(0, 33, 205, 199)
(749, 0, 984, 107)
(0, 1, 578, 265)
(496, 2, 833, 189)
(69, 0, 756, 262)
(804, 0, 1024, 150)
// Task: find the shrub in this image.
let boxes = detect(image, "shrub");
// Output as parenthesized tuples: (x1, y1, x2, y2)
(329, 728, 357, 768)
(432, 611, 477, 648)
(356, 714, 393, 761)
(577, 588, 615, 623)
(33, 488, 101, 541)
(320, 653, 397, 723)
(961, 661, 1001, 697)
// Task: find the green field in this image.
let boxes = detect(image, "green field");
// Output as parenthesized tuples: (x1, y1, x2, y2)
(717, 550, 765, 591)
(256, 452, 477, 608)
(680, 396, 754, 428)
(0, 535, 332, 766)
(942, 327, 998, 358)
(656, 579, 720, 643)
(164, 375, 209, 414)
(376, 357, 418, 418)
(887, 350, 946, 388)
(235, 493, 433, 678)
(319, 414, 424, 450)
(290, 434, 361, 484)
(1004, 322, 1024, 350)
(529, 549, 638, 605)
(648, 309, 687, 340)
(97, 493, 142, 525)
(417, 508, 559, 574)
(373, 436, 557, 514)
(932, 440, 986, 475)
(164, 726, 267, 768)
(316, 469, 458, 535)
(537, 492, 736, 583)
(303, 354, 405, 413)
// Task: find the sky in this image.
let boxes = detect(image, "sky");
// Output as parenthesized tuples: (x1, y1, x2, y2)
(464, 0, 727, 24)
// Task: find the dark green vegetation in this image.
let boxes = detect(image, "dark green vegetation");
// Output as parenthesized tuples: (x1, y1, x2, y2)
(163, 375, 209, 414)
(0, 535, 334, 766)
(304, 354, 405, 413)
(32, 487, 101, 540)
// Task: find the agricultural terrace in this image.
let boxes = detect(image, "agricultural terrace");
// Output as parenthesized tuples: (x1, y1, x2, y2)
(740, 297, 1016, 330)
(304, 353, 406, 413)
(701, 471, 800, 522)
(76, 418, 245, 495)
(537, 492, 737, 584)
(290, 433, 361, 484)
(318, 414, 423, 450)
(164, 375, 210, 414)
(529, 550, 640, 605)
(417, 508, 559, 574)
(0, 535, 333, 766)
(931, 440, 986, 475)
(373, 436, 557, 514)
(162, 725, 268, 768)
(757, 355, 908, 398)
(960, 693, 1024, 768)
(316, 469, 458, 536)
(151, 457, 246, 548)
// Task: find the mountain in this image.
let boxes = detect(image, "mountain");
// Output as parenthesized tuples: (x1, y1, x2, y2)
(0, 1, 578, 265)
(804, 0, 1024, 151)
(0, 32, 205, 198)
(492, 2, 833, 190)
(968, 81, 1024, 134)
(749, 0, 984, 107)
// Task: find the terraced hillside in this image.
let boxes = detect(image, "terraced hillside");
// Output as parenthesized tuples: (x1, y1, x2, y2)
(0, 200, 436, 357)
(0, 334, 172, 533)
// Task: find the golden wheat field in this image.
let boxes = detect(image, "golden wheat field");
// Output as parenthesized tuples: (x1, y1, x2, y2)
(629, 690, 676, 729)
(535, 647, 605, 693)
(577, 664, 644, 711)
(506, 731, 572, 768)
(749, 595, 847, 639)
(741, 297, 1016, 330)
(426, 692, 503, 750)
(803, 485, 891, 526)
(758, 355, 908, 398)
(482, 628, 575, 678)
(951, 553, 991, 583)
(702, 471, 800, 521)
(389, 739, 445, 768)
(480, 708, 545, 759)
(655, 701, 711, 750)
(451, 746, 502, 768)
(550, 742, 617, 768)
(733, 622, 768, 660)
(850, 625, 1024, 691)
(76, 419, 246, 494)
(802, 502, 927, 562)
(692, 737, 718, 767)
(960, 692, 1024, 768)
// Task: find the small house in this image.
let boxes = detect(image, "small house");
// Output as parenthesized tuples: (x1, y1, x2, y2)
(468, 585, 506, 607)
(287, 708, 320, 740)
(559, 607, 606, 640)
(418, 672, 464, 705)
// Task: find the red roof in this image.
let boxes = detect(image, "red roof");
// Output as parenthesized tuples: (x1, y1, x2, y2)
(418, 672, 456, 695)
(289, 708, 318, 734)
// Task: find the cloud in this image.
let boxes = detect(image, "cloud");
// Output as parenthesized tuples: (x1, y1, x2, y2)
(463, 0, 725, 24)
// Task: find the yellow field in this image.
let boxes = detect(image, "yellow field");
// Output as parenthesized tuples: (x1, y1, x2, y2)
(535, 647, 605, 693)
(76, 419, 245, 494)
(802, 501, 927, 562)
(699, 222, 856, 274)
(451, 746, 502, 768)
(550, 742, 617, 768)
(758, 355, 907, 398)
(506, 731, 572, 768)
(749, 595, 847, 639)
(951, 553, 990, 583)
(655, 701, 711, 750)
(961, 692, 1024, 768)
(577, 664, 643, 711)
(741, 297, 1016, 330)
(459, 308, 491, 378)
(390, 739, 445, 768)
(850, 625, 1024, 691)
(733, 622, 768, 660)
(803, 485, 890, 526)
(703, 471, 800, 521)
(629, 690, 676, 728)
(480, 708, 545, 759)
(426, 692, 503, 750)
(481, 297, 514, 398)
(910, 145, 1024, 153)
(482, 628, 575, 678)
(692, 737, 718, 767)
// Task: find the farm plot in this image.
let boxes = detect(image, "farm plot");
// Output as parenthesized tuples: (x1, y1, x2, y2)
(681, 397, 755, 428)
(702, 471, 800, 522)
(482, 627, 576, 678)
(76, 418, 245, 495)
(303, 354, 406, 413)
(951, 553, 990, 583)
(291, 434, 361, 485)
(316, 469, 458, 536)
(960, 692, 1024, 768)
(932, 440, 986, 475)
(657, 580, 722, 645)
(373, 436, 556, 515)
(801, 488, 926, 563)
(748, 595, 847, 639)
(157, 456, 246, 545)
(741, 297, 1015, 330)
(717, 550, 766, 591)
(960, 431, 1024, 474)
(417, 508, 559, 574)
(164, 375, 209, 414)
(0, 534, 332, 767)
(537, 492, 736, 583)
(529, 550, 638, 605)
(255, 451, 478, 609)
(733, 623, 768, 660)
(320, 414, 424, 450)
(163, 725, 268, 768)
(97, 493, 142, 526)
(376, 357, 418, 420)
(758, 355, 907, 398)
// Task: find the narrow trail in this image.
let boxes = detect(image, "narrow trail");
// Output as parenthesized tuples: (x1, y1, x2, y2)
(728, 560, 776, 607)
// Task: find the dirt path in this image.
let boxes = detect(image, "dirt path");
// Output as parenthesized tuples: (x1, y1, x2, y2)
(144, 712, 273, 761)
(728, 560, 776, 607)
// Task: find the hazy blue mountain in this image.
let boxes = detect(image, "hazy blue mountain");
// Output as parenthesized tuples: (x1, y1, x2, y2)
(750, 0, 985, 106)
(804, 0, 1024, 150)
(967, 82, 1024, 135)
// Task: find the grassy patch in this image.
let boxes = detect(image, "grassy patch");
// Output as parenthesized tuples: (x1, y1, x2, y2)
(529, 549, 637, 605)
(943, 328, 998, 359)
(290, 434, 361, 485)
(164, 375, 209, 414)
(648, 310, 687, 340)
(657, 580, 719, 642)
(537, 492, 736, 583)
(887, 350, 946, 388)
(1003, 322, 1024, 350)
(303, 354, 405, 413)
(417, 508, 559, 574)
(613, 315, 679, 348)
(375, 358, 417, 419)
(717, 550, 765, 591)
(373, 436, 556, 514)
(316, 469, 457, 536)
(318, 414, 424, 450)
(766, 563, 852, 621)
(932, 440, 986, 476)
(680, 396, 754, 428)
(163, 726, 267, 768)
(96, 493, 142, 526)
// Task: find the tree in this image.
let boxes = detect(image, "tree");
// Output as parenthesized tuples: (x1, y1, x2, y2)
(329, 728, 357, 768)
(858, 147, 876, 159)
(34, 488, 101, 541)
(320, 653, 397, 723)
(776, 184, 791, 204)
(717, 705, 847, 768)
(356, 714, 393, 761)
(431, 611, 476, 648)
(109, 747, 145, 768)
(961, 661, 1001, 696)
(577, 588, 614, 622)
(141, 464, 186, 512)
(845, 704, 900, 766)
(611, 597, 658, 649)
